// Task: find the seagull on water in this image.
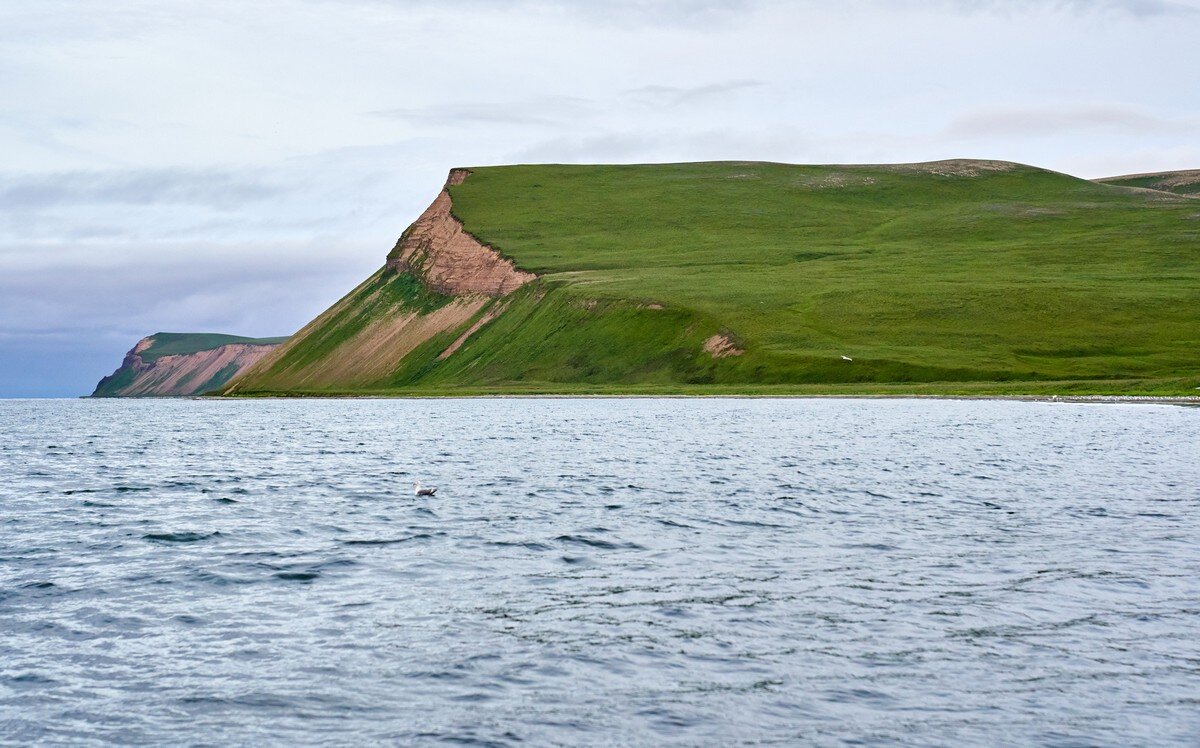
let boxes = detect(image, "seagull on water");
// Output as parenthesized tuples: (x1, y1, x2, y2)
(414, 482, 437, 497)
(841, 355, 854, 361)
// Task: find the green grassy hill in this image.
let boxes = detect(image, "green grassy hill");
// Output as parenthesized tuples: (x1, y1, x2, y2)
(225, 160, 1200, 396)
(1097, 169, 1200, 197)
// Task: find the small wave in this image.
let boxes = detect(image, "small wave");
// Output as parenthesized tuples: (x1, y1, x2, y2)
(842, 542, 899, 551)
(343, 534, 434, 546)
(143, 531, 219, 543)
(486, 540, 552, 551)
(274, 571, 320, 581)
(6, 673, 59, 688)
(723, 519, 788, 529)
(555, 534, 644, 550)
(656, 519, 694, 528)
(191, 570, 256, 586)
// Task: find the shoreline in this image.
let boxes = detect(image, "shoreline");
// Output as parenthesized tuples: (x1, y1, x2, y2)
(183, 393, 1200, 405)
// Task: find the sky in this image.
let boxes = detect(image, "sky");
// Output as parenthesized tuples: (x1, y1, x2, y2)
(2, 0, 1198, 396)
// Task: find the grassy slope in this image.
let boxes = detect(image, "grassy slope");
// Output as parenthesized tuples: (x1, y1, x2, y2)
(229, 161, 1200, 396)
(1097, 170, 1200, 196)
(231, 270, 457, 391)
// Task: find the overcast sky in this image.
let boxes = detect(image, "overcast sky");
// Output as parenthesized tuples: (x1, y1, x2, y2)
(2, 0, 1198, 396)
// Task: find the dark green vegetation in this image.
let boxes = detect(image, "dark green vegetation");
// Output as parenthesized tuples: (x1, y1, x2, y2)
(137, 333, 289, 363)
(226, 161, 1200, 396)
(92, 362, 139, 396)
(1099, 169, 1200, 196)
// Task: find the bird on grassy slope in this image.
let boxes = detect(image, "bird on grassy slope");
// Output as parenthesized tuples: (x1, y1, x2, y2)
(414, 482, 437, 497)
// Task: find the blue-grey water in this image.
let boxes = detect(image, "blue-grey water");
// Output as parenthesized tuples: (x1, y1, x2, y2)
(1, 398, 1198, 746)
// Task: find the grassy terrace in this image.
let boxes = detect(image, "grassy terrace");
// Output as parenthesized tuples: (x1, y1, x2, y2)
(139, 333, 290, 363)
(228, 161, 1200, 396)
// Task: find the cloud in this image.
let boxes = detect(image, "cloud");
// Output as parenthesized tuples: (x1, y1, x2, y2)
(511, 126, 826, 164)
(0, 141, 458, 245)
(367, 82, 765, 134)
(0, 168, 282, 211)
(1065, 0, 1198, 15)
(368, 95, 596, 127)
(301, 0, 756, 28)
(946, 103, 1200, 138)
(0, 246, 371, 364)
(623, 79, 764, 107)
(314, 0, 1200, 21)
(879, 0, 1200, 17)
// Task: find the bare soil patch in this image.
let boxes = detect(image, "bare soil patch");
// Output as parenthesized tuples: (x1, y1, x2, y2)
(387, 169, 536, 296)
(703, 334, 744, 358)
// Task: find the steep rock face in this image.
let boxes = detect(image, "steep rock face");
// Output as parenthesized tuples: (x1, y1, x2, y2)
(92, 335, 285, 397)
(227, 171, 539, 393)
(386, 169, 536, 296)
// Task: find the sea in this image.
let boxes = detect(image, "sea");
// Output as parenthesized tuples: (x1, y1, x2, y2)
(1, 398, 1198, 746)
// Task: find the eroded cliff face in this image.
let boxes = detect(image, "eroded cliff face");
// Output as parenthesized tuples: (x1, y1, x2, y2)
(226, 170, 539, 393)
(386, 169, 536, 296)
(92, 337, 283, 397)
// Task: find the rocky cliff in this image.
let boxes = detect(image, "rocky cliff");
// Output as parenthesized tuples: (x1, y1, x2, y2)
(224, 170, 537, 394)
(386, 168, 536, 295)
(92, 333, 287, 397)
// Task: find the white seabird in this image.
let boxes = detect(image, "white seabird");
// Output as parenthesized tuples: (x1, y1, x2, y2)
(414, 482, 437, 497)
(841, 355, 853, 361)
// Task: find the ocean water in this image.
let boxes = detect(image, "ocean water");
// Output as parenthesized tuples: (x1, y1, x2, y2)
(1, 398, 1198, 746)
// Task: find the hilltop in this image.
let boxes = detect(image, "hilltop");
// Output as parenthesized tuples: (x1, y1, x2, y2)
(93, 333, 288, 397)
(222, 160, 1200, 397)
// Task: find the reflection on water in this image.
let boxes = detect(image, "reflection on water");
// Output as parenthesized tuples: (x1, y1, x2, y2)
(1, 398, 1198, 744)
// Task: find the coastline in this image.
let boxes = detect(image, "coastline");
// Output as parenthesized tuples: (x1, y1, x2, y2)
(204, 377, 1200, 404)
(194, 393, 1200, 405)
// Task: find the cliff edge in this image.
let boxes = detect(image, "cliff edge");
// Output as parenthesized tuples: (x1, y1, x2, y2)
(225, 170, 537, 394)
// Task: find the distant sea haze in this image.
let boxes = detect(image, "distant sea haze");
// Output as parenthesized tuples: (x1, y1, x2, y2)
(1, 398, 1198, 744)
